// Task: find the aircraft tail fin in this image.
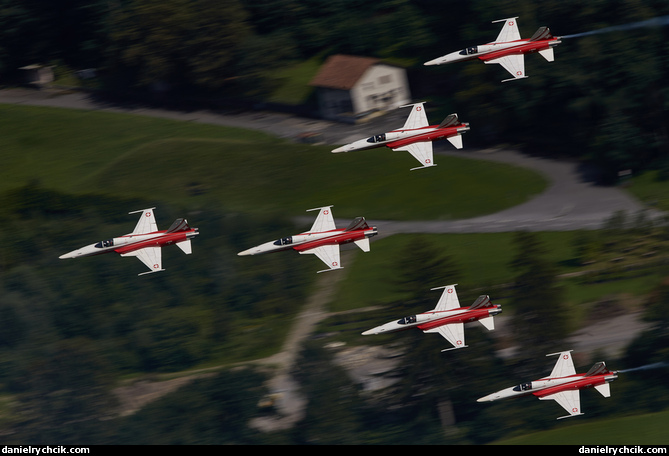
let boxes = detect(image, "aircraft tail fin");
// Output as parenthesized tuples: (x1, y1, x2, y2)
(529, 26, 553, 41)
(345, 216, 370, 231)
(469, 295, 491, 309)
(166, 218, 191, 233)
(439, 113, 460, 128)
(585, 361, 610, 377)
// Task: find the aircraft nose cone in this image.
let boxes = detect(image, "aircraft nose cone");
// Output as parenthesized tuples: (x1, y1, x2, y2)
(237, 250, 251, 256)
(361, 329, 374, 336)
(331, 145, 348, 153)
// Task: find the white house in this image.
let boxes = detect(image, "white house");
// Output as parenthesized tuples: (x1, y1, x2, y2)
(309, 54, 411, 123)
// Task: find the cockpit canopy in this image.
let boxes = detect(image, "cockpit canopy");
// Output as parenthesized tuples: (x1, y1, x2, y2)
(459, 46, 478, 56)
(512, 382, 532, 392)
(94, 239, 114, 248)
(397, 315, 417, 325)
(367, 134, 386, 143)
(273, 236, 293, 246)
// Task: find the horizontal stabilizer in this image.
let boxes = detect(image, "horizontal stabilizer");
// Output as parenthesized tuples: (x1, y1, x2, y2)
(176, 239, 192, 254)
(595, 383, 611, 398)
(447, 134, 463, 149)
(354, 238, 370, 252)
(538, 48, 554, 62)
(478, 316, 495, 331)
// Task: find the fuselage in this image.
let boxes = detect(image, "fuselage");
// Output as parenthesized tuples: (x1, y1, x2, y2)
(332, 122, 470, 153)
(362, 305, 502, 336)
(59, 229, 199, 259)
(424, 37, 561, 66)
(477, 371, 618, 403)
(237, 226, 378, 256)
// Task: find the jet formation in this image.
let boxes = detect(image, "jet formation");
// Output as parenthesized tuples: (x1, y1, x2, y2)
(362, 284, 501, 351)
(59, 208, 199, 275)
(425, 17, 562, 82)
(332, 102, 470, 170)
(238, 205, 377, 273)
(477, 350, 618, 419)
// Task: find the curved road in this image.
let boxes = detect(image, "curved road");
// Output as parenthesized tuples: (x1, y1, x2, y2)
(1, 87, 659, 232)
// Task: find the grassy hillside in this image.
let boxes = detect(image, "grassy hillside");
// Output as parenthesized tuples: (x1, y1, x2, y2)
(493, 409, 669, 445)
(0, 104, 547, 221)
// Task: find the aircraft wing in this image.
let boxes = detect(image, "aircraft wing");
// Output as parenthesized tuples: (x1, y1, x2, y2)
(129, 208, 158, 235)
(484, 54, 526, 81)
(538, 390, 583, 419)
(306, 206, 336, 233)
(431, 284, 461, 311)
(299, 244, 342, 273)
(424, 322, 466, 351)
(400, 103, 429, 130)
(392, 142, 435, 170)
(492, 17, 521, 43)
(547, 351, 576, 378)
(121, 246, 164, 275)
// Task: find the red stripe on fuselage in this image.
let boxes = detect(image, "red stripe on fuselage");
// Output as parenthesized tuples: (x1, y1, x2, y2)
(291, 230, 369, 252)
(386, 125, 462, 149)
(532, 374, 608, 398)
(479, 39, 556, 61)
(416, 308, 491, 331)
(113, 230, 195, 254)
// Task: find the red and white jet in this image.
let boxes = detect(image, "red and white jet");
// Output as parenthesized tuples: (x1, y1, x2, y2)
(361, 284, 501, 351)
(477, 350, 619, 419)
(424, 17, 561, 82)
(331, 102, 470, 170)
(237, 206, 377, 273)
(59, 208, 199, 275)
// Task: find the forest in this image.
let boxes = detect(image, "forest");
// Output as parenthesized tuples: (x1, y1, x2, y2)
(1, 0, 669, 445)
(1, 0, 669, 181)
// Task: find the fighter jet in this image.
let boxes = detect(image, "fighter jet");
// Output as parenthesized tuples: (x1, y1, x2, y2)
(331, 102, 470, 170)
(238, 206, 377, 273)
(59, 208, 199, 275)
(477, 350, 619, 419)
(362, 284, 501, 351)
(424, 17, 562, 82)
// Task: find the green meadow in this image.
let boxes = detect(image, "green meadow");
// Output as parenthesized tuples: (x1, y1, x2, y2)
(493, 409, 669, 445)
(0, 104, 547, 221)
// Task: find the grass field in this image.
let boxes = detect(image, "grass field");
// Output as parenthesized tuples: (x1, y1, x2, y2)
(626, 169, 669, 213)
(493, 409, 669, 445)
(0, 104, 547, 221)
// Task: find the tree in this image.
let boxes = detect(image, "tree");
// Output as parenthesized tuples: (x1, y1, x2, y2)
(392, 236, 461, 313)
(508, 231, 568, 365)
(106, 0, 253, 93)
